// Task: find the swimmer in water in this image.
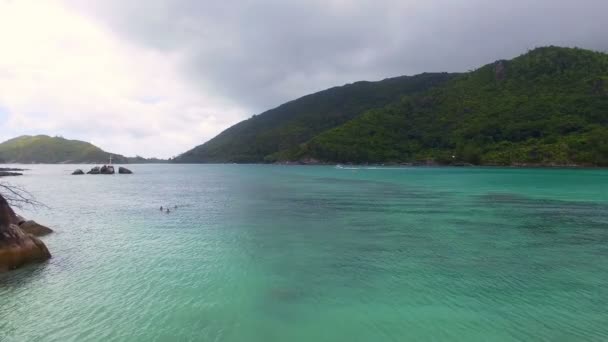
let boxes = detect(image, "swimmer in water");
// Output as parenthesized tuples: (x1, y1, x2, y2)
(166, 208, 170, 213)
(160, 206, 163, 211)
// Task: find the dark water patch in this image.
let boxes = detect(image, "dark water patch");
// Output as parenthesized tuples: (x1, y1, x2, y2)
(480, 192, 608, 212)
(477, 192, 608, 242)
(268, 287, 307, 303)
(311, 176, 388, 186)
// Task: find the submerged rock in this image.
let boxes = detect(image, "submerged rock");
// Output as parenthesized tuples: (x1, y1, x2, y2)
(18, 220, 53, 237)
(118, 167, 133, 174)
(0, 196, 51, 273)
(72, 169, 85, 175)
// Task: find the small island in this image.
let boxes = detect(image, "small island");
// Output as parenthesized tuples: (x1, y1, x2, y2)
(0, 167, 28, 177)
(72, 157, 133, 175)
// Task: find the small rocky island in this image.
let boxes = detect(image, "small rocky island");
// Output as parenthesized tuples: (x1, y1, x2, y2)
(72, 157, 133, 175)
(0, 195, 52, 273)
(0, 167, 27, 177)
(72, 155, 133, 175)
(73, 165, 133, 175)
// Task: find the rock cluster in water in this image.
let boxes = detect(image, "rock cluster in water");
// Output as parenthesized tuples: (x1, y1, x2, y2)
(77, 166, 133, 175)
(0, 195, 52, 273)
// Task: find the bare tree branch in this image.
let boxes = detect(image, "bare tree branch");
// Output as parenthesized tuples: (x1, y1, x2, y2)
(0, 182, 47, 209)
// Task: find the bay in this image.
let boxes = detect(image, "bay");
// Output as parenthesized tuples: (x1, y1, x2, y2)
(1, 165, 607, 341)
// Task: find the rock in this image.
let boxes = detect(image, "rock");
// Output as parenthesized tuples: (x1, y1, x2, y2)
(0, 195, 51, 273)
(72, 169, 85, 175)
(0, 171, 22, 177)
(0, 224, 51, 272)
(14, 214, 26, 226)
(118, 167, 133, 174)
(99, 165, 115, 174)
(18, 220, 53, 237)
(87, 166, 100, 174)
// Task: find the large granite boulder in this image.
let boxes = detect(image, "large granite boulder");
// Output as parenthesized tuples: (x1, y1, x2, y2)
(87, 166, 100, 174)
(72, 169, 85, 175)
(0, 196, 51, 273)
(14, 214, 26, 226)
(18, 220, 53, 237)
(118, 167, 133, 174)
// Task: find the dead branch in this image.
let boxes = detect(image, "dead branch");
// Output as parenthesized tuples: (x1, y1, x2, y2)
(0, 182, 47, 209)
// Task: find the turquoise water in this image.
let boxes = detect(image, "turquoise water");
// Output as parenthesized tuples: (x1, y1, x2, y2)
(1, 165, 607, 341)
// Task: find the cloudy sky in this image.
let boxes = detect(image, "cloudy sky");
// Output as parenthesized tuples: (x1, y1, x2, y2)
(0, 0, 606, 158)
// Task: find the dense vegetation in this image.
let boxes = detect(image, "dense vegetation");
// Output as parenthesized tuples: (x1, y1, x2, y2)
(300, 47, 608, 166)
(174, 73, 454, 162)
(0, 135, 163, 164)
(178, 46, 607, 166)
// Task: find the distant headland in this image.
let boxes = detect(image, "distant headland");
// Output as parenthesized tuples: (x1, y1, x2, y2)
(0, 135, 166, 164)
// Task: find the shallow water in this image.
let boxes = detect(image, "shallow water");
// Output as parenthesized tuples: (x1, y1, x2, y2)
(1, 165, 607, 341)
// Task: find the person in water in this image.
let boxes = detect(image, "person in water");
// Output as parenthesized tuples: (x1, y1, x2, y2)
(160, 206, 163, 211)
(166, 208, 170, 213)
(174, 205, 178, 209)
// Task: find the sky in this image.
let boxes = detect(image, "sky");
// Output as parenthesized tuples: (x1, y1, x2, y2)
(0, 0, 606, 158)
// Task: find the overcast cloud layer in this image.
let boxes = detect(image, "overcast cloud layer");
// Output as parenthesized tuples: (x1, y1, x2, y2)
(1, 0, 607, 158)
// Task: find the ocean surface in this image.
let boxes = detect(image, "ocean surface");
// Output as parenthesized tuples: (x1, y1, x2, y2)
(1, 164, 607, 341)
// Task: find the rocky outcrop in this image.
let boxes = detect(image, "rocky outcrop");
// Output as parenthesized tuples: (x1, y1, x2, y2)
(0, 171, 22, 177)
(72, 169, 85, 175)
(86, 165, 134, 175)
(87, 166, 100, 174)
(18, 220, 53, 237)
(100, 165, 115, 174)
(14, 214, 26, 226)
(0, 195, 51, 273)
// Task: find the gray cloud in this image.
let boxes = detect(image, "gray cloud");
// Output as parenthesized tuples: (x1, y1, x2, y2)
(69, 0, 608, 114)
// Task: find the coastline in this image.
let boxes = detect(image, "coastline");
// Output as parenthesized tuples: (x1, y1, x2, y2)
(1, 161, 606, 169)
(272, 160, 608, 169)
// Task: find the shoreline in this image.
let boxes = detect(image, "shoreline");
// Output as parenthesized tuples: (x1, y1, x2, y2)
(1, 162, 606, 169)
(274, 162, 608, 169)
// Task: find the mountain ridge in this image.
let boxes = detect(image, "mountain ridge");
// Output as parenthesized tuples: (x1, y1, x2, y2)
(176, 46, 608, 166)
(174, 72, 455, 163)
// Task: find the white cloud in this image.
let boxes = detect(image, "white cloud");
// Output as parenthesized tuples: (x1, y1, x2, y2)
(0, 0, 246, 158)
(1, 0, 607, 158)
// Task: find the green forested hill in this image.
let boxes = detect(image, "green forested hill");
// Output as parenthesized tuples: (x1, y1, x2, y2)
(299, 47, 608, 165)
(0, 135, 161, 164)
(174, 73, 454, 162)
(175, 46, 608, 166)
